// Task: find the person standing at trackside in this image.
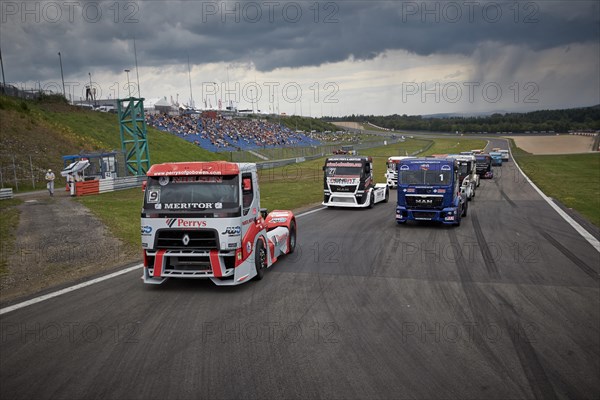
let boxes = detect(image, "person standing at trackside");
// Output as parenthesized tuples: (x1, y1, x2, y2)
(45, 169, 55, 197)
(68, 172, 76, 196)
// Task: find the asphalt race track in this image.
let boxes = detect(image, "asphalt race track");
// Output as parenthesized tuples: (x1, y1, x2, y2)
(1, 139, 599, 399)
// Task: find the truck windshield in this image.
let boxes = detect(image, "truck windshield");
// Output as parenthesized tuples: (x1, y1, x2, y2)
(457, 162, 470, 176)
(325, 162, 363, 177)
(399, 168, 452, 185)
(144, 175, 239, 211)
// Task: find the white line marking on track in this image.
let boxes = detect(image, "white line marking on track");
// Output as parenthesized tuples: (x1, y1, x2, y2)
(296, 207, 326, 218)
(509, 143, 600, 254)
(1, 207, 328, 315)
(0, 264, 142, 315)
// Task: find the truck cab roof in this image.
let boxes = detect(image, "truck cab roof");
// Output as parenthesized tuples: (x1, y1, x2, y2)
(326, 156, 372, 163)
(147, 161, 255, 177)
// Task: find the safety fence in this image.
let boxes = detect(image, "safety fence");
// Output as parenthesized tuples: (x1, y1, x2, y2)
(410, 140, 434, 155)
(0, 155, 48, 192)
(229, 138, 402, 163)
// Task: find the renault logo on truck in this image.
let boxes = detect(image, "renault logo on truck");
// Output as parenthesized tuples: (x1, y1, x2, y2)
(182, 234, 190, 246)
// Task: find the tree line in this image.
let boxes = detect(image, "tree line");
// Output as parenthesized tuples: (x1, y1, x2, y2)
(325, 105, 600, 133)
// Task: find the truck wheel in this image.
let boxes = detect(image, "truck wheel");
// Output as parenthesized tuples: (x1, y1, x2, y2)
(254, 240, 267, 280)
(383, 189, 389, 203)
(471, 184, 476, 199)
(368, 192, 375, 209)
(288, 221, 296, 254)
(462, 201, 468, 217)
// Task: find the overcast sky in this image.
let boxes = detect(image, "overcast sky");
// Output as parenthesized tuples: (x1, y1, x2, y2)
(1, 0, 599, 116)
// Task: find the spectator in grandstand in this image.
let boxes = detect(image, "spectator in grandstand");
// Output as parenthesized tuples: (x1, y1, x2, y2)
(145, 112, 318, 151)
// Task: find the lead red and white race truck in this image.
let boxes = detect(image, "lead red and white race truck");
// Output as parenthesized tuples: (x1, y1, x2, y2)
(141, 161, 296, 286)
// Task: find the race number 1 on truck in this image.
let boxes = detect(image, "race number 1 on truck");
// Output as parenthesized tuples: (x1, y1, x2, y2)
(141, 161, 296, 286)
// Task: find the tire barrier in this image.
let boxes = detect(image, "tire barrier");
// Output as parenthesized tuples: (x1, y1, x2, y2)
(75, 176, 145, 196)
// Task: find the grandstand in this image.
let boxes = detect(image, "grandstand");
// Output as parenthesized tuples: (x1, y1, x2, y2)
(146, 112, 321, 152)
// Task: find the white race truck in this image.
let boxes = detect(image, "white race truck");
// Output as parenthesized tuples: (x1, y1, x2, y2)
(445, 154, 479, 200)
(323, 156, 389, 208)
(141, 161, 296, 286)
(458, 154, 479, 200)
(385, 156, 414, 188)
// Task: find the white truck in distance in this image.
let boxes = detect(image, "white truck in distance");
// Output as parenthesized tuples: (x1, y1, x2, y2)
(449, 154, 479, 200)
(141, 161, 296, 286)
(385, 156, 414, 188)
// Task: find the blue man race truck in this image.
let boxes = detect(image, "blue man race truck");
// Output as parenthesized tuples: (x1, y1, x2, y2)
(396, 158, 467, 226)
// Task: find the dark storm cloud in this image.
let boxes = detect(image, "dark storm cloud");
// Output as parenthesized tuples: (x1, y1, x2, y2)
(1, 0, 598, 82)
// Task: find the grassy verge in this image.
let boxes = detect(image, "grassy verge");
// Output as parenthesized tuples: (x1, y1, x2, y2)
(0, 199, 22, 275)
(78, 137, 488, 248)
(421, 138, 487, 156)
(76, 189, 142, 250)
(510, 142, 600, 226)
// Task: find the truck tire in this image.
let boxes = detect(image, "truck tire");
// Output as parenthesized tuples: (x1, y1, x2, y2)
(383, 188, 389, 203)
(368, 192, 375, 209)
(254, 240, 267, 280)
(462, 201, 468, 217)
(288, 221, 296, 254)
(471, 184, 475, 199)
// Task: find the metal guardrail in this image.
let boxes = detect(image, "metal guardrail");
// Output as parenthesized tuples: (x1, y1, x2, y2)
(0, 188, 14, 200)
(98, 176, 145, 193)
(410, 141, 435, 155)
(256, 154, 324, 170)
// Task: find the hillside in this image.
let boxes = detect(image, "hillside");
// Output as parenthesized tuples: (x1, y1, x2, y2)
(0, 95, 224, 190)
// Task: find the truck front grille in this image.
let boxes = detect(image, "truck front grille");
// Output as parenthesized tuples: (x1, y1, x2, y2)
(412, 211, 438, 220)
(405, 195, 444, 209)
(155, 229, 219, 249)
(330, 185, 357, 193)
